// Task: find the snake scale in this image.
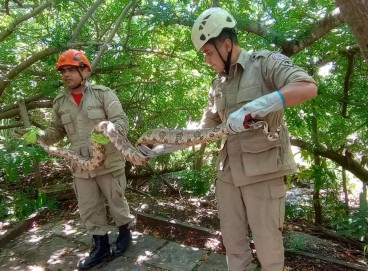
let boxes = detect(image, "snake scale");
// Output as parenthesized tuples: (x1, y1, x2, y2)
(35, 120, 280, 170)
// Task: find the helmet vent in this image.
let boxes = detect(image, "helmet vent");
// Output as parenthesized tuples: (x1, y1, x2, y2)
(191, 8, 236, 51)
(73, 54, 85, 67)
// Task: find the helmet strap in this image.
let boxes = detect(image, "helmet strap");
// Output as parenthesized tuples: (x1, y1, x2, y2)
(70, 67, 86, 90)
(213, 39, 233, 75)
(225, 44, 233, 75)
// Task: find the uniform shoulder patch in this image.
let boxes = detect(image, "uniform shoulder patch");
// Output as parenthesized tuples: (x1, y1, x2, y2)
(270, 52, 294, 67)
(271, 52, 287, 61)
(281, 59, 294, 67)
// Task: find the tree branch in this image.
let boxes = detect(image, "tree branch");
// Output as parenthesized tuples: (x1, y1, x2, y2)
(0, 101, 52, 120)
(291, 138, 368, 185)
(279, 8, 345, 56)
(69, 0, 104, 43)
(341, 52, 355, 118)
(0, 46, 61, 96)
(336, 0, 368, 61)
(90, 1, 137, 71)
(0, 1, 54, 42)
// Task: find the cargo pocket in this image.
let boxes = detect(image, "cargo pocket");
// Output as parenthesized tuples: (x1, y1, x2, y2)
(110, 171, 126, 201)
(101, 146, 124, 169)
(112, 175, 122, 198)
(236, 85, 262, 104)
(269, 179, 286, 199)
(61, 114, 75, 136)
(269, 179, 286, 229)
(87, 109, 106, 125)
(240, 129, 282, 177)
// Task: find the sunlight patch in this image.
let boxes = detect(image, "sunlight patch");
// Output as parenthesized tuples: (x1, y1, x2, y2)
(135, 251, 153, 264)
(27, 265, 44, 271)
(28, 234, 43, 243)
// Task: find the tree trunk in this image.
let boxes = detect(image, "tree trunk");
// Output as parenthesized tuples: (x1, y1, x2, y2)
(359, 184, 367, 241)
(313, 159, 323, 225)
(18, 102, 42, 188)
(335, 0, 368, 60)
(342, 168, 350, 215)
(311, 105, 322, 225)
(193, 143, 206, 171)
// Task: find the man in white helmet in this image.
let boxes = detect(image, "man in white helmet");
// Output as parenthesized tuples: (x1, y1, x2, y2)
(191, 7, 317, 271)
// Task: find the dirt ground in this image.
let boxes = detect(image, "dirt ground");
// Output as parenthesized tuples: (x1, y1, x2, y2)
(2, 161, 368, 271)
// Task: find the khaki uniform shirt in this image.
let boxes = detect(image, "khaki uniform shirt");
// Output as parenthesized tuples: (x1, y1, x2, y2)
(201, 49, 317, 186)
(41, 82, 128, 178)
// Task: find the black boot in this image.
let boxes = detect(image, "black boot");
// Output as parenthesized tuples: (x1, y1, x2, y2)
(77, 234, 111, 270)
(111, 224, 132, 257)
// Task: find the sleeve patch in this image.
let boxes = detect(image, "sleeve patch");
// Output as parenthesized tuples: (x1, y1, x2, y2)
(271, 53, 287, 61)
(108, 100, 119, 108)
(281, 59, 294, 67)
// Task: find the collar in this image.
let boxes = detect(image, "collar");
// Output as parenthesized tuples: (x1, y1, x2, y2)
(66, 81, 90, 95)
(236, 49, 249, 70)
(218, 49, 249, 79)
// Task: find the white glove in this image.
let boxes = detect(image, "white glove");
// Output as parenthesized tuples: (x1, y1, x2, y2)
(226, 90, 285, 134)
(137, 144, 188, 158)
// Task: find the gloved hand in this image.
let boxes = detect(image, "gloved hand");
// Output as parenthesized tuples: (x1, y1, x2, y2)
(21, 127, 40, 144)
(226, 90, 285, 134)
(137, 144, 188, 158)
(90, 132, 109, 145)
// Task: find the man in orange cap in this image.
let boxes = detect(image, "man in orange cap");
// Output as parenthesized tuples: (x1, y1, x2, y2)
(23, 49, 135, 270)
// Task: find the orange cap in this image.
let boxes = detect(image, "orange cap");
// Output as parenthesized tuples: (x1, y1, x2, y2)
(56, 49, 91, 71)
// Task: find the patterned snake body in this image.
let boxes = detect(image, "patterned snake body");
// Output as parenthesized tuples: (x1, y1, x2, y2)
(35, 120, 280, 170)
(136, 122, 228, 146)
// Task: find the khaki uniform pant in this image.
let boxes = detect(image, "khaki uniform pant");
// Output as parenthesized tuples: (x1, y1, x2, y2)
(74, 172, 135, 235)
(216, 177, 286, 271)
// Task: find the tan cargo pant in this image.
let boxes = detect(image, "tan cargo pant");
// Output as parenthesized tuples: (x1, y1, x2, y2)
(216, 177, 286, 271)
(74, 171, 135, 235)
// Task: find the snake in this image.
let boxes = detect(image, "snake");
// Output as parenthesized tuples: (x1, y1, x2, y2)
(35, 120, 281, 170)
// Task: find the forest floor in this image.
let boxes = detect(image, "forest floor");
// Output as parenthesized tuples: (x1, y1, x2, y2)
(1, 160, 368, 271)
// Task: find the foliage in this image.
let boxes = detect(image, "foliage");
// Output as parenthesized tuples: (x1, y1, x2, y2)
(285, 201, 312, 222)
(175, 167, 214, 196)
(333, 209, 368, 241)
(0, 138, 49, 181)
(0, 187, 58, 221)
(284, 232, 307, 251)
(0, 195, 7, 220)
(332, 190, 368, 241)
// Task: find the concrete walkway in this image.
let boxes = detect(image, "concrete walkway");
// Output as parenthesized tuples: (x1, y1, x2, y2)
(0, 218, 229, 271)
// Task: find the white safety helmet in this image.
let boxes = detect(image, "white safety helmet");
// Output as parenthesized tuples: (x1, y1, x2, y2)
(191, 7, 236, 51)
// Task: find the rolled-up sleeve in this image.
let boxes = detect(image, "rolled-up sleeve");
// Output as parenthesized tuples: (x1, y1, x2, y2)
(41, 102, 67, 145)
(263, 53, 317, 88)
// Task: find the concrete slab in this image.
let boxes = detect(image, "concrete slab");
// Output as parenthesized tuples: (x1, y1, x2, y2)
(146, 241, 208, 271)
(0, 235, 86, 271)
(0, 259, 42, 271)
(197, 252, 228, 271)
(124, 231, 167, 259)
(100, 256, 149, 271)
(1, 214, 233, 271)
